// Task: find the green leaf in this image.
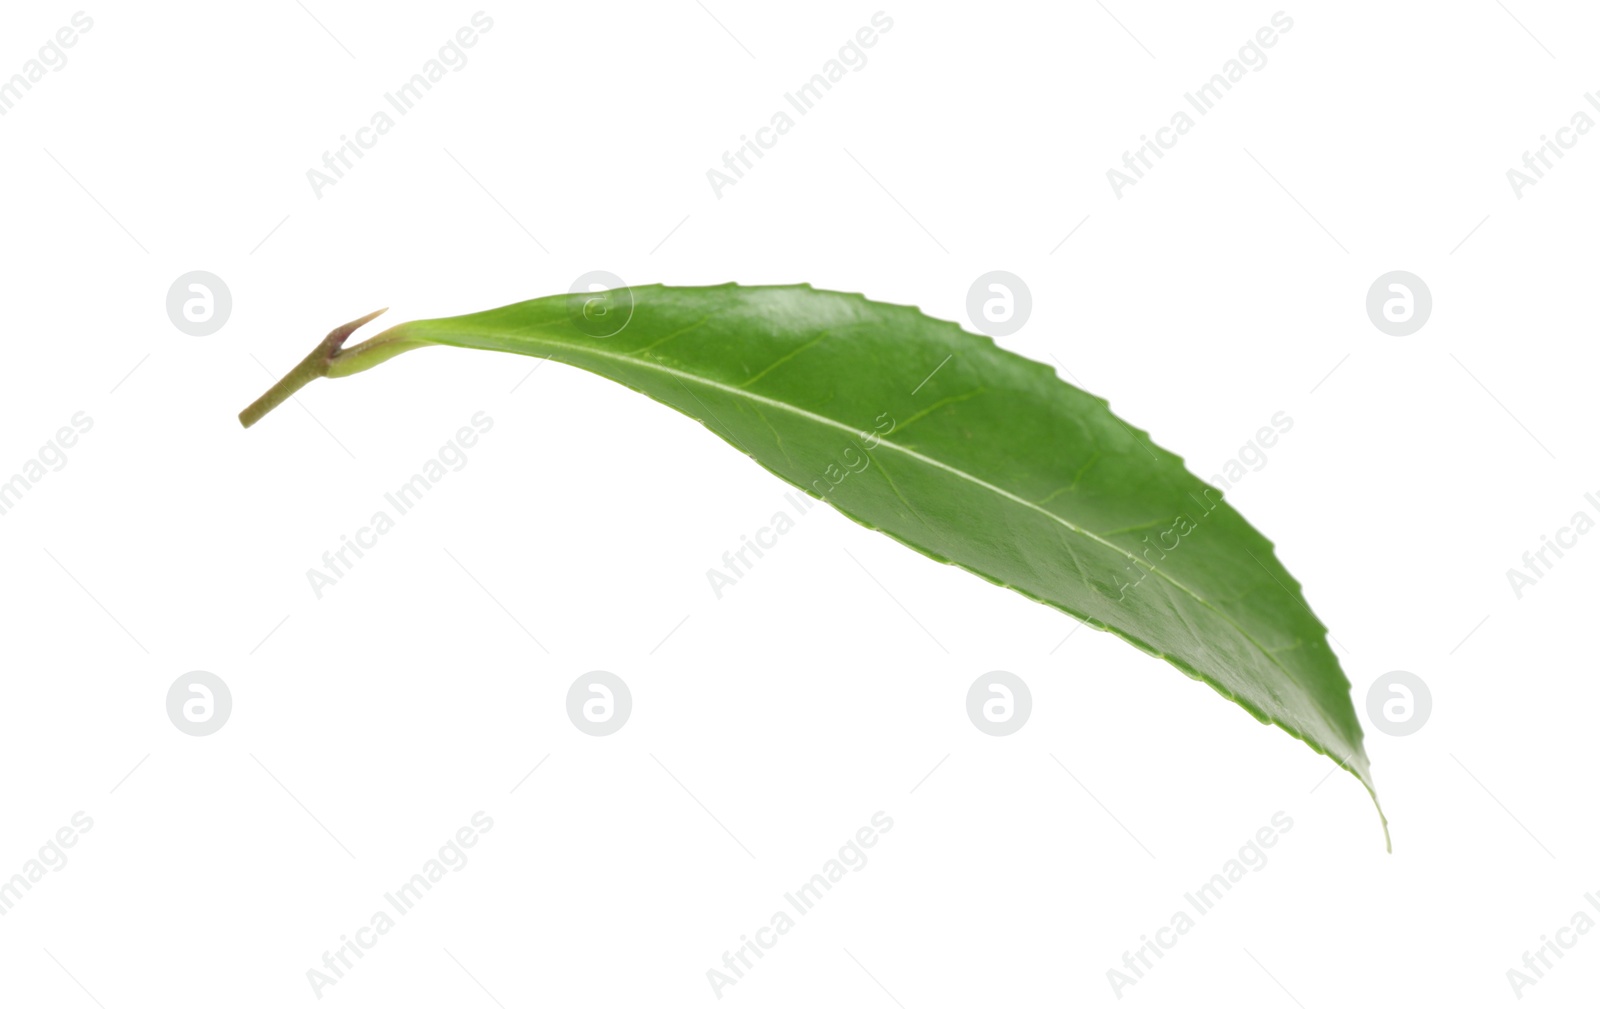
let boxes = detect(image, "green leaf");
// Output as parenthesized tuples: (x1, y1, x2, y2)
(241, 284, 1385, 845)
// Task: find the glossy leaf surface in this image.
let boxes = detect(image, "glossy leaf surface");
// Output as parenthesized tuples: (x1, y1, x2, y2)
(242, 284, 1383, 841)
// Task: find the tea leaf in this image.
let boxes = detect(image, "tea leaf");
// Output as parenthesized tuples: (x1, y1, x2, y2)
(242, 284, 1385, 845)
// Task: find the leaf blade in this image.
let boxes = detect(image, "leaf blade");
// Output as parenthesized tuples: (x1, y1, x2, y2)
(290, 284, 1383, 840)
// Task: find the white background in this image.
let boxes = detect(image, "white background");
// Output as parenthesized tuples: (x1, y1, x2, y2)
(0, 1, 1596, 1005)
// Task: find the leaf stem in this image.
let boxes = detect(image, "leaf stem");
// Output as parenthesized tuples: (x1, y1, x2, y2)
(237, 309, 388, 428)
